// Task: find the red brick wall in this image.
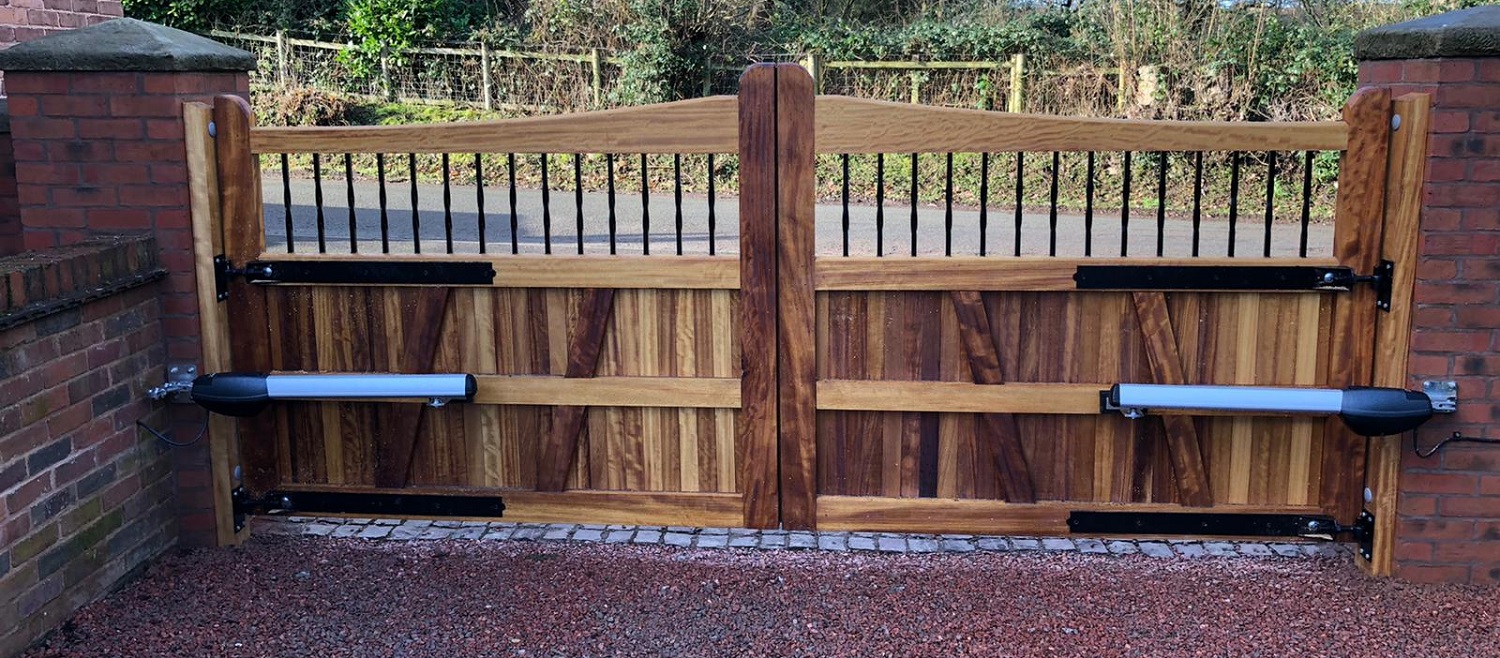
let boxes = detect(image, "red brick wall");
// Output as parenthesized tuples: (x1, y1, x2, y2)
(0, 0, 122, 94)
(1357, 58, 1500, 584)
(0, 236, 175, 657)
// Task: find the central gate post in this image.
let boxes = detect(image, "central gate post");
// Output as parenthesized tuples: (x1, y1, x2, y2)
(776, 64, 818, 530)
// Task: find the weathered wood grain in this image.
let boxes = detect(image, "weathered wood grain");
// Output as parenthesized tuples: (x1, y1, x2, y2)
(778, 63, 820, 529)
(815, 256, 1342, 291)
(254, 253, 740, 290)
(1131, 292, 1213, 507)
(536, 288, 616, 492)
(372, 288, 452, 488)
(950, 290, 1035, 503)
(738, 64, 780, 528)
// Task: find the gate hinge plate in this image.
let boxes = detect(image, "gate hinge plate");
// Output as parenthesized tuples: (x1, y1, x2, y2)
(1362, 260, 1394, 312)
(232, 487, 504, 531)
(213, 256, 273, 302)
(1353, 509, 1375, 561)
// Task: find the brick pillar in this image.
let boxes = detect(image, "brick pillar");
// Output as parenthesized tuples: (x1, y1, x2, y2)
(0, 18, 254, 547)
(1355, 6, 1500, 584)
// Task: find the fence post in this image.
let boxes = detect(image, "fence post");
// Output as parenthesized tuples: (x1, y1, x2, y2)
(379, 44, 394, 101)
(909, 71, 921, 103)
(776, 63, 818, 530)
(737, 64, 779, 529)
(1115, 65, 1128, 114)
(480, 42, 493, 110)
(275, 29, 288, 86)
(1008, 53, 1025, 113)
(799, 51, 823, 93)
(589, 48, 603, 106)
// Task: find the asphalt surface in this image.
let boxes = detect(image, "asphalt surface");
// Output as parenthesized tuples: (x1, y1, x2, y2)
(265, 177, 1334, 258)
(23, 536, 1499, 658)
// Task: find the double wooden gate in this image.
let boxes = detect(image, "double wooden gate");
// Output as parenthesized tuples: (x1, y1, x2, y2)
(188, 65, 1428, 572)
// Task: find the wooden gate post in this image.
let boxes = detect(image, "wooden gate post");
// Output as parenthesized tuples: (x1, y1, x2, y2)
(738, 65, 780, 529)
(776, 64, 818, 530)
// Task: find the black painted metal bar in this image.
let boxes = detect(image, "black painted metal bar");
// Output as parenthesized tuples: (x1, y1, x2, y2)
(1049, 151, 1060, 257)
(280, 153, 294, 253)
(1067, 511, 1337, 539)
(641, 154, 650, 256)
(376, 153, 389, 254)
(1073, 264, 1358, 292)
(474, 154, 486, 254)
(239, 490, 504, 520)
(344, 153, 357, 253)
(540, 153, 552, 255)
(979, 152, 989, 257)
(1191, 152, 1203, 257)
(876, 153, 885, 257)
(1228, 151, 1242, 257)
(246, 260, 497, 286)
(442, 153, 454, 254)
(1014, 152, 1024, 257)
(706, 153, 716, 256)
(607, 154, 617, 255)
(1084, 151, 1095, 257)
(408, 153, 421, 255)
(507, 153, 518, 255)
(312, 153, 326, 253)
(576, 154, 586, 255)
(1263, 151, 1277, 258)
(673, 153, 683, 256)
(1300, 151, 1314, 258)
(1121, 151, 1132, 257)
(944, 152, 954, 257)
(910, 152, 918, 257)
(1156, 151, 1168, 258)
(841, 153, 851, 257)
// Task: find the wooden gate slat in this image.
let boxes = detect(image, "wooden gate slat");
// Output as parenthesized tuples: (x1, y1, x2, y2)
(1131, 291, 1213, 507)
(737, 64, 780, 528)
(949, 290, 1036, 503)
(536, 288, 616, 492)
(372, 288, 453, 489)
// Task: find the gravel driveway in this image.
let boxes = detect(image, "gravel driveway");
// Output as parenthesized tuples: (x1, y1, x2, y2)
(23, 536, 1498, 658)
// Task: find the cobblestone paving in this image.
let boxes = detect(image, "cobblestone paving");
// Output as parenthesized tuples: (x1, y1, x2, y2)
(256, 516, 1347, 559)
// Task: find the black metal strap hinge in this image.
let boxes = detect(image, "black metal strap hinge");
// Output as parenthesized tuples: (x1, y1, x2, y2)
(1073, 260, 1394, 311)
(213, 257, 497, 300)
(233, 486, 505, 532)
(1067, 510, 1373, 548)
(213, 256, 271, 302)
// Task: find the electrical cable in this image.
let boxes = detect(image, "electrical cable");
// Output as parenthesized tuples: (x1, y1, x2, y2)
(136, 407, 210, 448)
(1413, 430, 1500, 459)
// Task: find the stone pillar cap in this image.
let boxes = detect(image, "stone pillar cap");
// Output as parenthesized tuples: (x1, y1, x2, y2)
(1355, 6, 1500, 60)
(0, 17, 255, 72)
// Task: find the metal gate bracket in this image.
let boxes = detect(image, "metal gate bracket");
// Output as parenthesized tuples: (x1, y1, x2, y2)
(1353, 509, 1375, 561)
(232, 487, 505, 531)
(1067, 511, 1342, 539)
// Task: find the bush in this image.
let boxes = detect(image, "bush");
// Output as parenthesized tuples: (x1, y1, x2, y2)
(255, 86, 354, 126)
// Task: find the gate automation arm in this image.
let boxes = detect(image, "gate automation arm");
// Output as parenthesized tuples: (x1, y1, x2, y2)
(152, 372, 478, 417)
(1101, 383, 1456, 436)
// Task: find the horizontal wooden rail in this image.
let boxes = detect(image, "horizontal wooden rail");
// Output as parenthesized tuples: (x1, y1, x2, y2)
(275, 484, 742, 527)
(814, 256, 1341, 291)
(473, 376, 740, 408)
(814, 96, 1349, 154)
(249, 96, 738, 154)
(254, 254, 741, 289)
(818, 380, 1331, 416)
(824, 60, 1008, 70)
(816, 496, 1326, 535)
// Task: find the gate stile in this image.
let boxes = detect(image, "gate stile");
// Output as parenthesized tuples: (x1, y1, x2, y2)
(196, 65, 1423, 571)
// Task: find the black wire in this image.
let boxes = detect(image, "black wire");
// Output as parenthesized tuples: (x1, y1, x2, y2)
(1413, 430, 1500, 459)
(137, 409, 210, 448)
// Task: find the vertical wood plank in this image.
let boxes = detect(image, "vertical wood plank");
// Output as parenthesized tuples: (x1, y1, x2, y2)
(1321, 87, 1392, 524)
(1131, 292, 1213, 506)
(777, 63, 819, 529)
(738, 64, 780, 528)
(536, 288, 616, 492)
(949, 290, 1036, 502)
(214, 95, 279, 496)
(372, 288, 452, 488)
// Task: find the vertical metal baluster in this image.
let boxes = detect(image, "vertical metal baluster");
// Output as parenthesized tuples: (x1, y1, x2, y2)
(1299, 151, 1314, 258)
(408, 153, 420, 254)
(909, 152, 918, 257)
(576, 154, 586, 255)
(944, 152, 954, 257)
(673, 153, 683, 255)
(1156, 151, 1168, 257)
(540, 153, 551, 255)
(1191, 152, 1203, 257)
(1048, 151, 1060, 257)
(641, 154, 650, 256)
(1228, 151, 1241, 257)
(706, 154, 716, 256)
(876, 153, 885, 257)
(979, 152, 989, 256)
(312, 153, 326, 253)
(841, 153, 850, 257)
(442, 153, 454, 254)
(345, 153, 357, 253)
(1121, 151, 1132, 257)
(376, 154, 389, 253)
(607, 154, 617, 255)
(1084, 151, 1095, 257)
(280, 153, 294, 253)
(475, 154, 486, 254)
(1263, 151, 1277, 258)
(507, 153, 518, 254)
(1014, 151, 1024, 257)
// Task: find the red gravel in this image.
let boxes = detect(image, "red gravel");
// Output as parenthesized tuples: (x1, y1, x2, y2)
(23, 537, 1500, 658)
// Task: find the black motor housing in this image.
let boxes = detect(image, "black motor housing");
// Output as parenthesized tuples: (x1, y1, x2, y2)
(1340, 387, 1433, 436)
(191, 372, 271, 417)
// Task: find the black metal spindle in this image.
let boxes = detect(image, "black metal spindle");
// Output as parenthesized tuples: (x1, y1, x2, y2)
(1084, 151, 1095, 257)
(1191, 152, 1203, 257)
(408, 153, 420, 254)
(312, 153, 326, 253)
(1228, 151, 1242, 258)
(673, 153, 683, 255)
(376, 153, 389, 253)
(1121, 151, 1132, 257)
(876, 154, 885, 257)
(910, 152, 918, 257)
(507, 153, 518, 254)
(1263, 152, 1277, 258)
(706, 154, 716, 256)
(540, 154, 552, 254)
(280, 153, 294, 253)
(607, 154, 618, 255)
(344, 153, 357, 253)
(640, 154, 650, 255)
(1299, 151, 1314, 258)
(1156, 151, 1168, 257)
(945, 152, 954, 257)
(576, 154, 585, 255)
(841, 153, 850, 257)
(1048, 151, 1060, 257)
(474, 154, 486, 254)
(979, 153, 989, 256)
(442, 153, 454, 254)
(1014, 152, 1024, 256)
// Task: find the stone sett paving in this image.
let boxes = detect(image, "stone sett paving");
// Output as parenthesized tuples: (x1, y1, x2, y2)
(260, 515, 1347, 559)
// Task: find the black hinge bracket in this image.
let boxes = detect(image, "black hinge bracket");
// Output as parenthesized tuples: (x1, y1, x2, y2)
(213, 255, 269, 302)
(1067, 511, 1345, 540)
(214, 258, 496, 300)
(1360, 260, 1394, 312)
(1073, 260, 1393, 311)
(233, 487, 505, 532)
(1353, 509, 1375, 561)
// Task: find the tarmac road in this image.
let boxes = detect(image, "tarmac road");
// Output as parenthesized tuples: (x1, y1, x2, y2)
(264, 176, 1334, 258)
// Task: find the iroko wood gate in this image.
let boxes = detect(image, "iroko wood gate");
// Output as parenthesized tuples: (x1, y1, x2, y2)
(188, 64, 1428, 572)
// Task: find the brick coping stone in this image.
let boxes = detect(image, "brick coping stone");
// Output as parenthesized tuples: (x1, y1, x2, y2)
(254, 516, 1347, 559)
(0, 17, 254, 72)
(1355, 5, 1500, 61)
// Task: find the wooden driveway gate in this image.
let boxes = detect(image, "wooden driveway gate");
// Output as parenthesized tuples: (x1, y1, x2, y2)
(189, 65, 1427, 571)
